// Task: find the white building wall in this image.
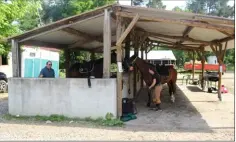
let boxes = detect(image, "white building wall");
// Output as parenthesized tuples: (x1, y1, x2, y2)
(0, 47, 60, 78)
(207, 56, 218, 64)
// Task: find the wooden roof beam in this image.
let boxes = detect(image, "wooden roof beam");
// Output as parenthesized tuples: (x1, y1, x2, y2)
(148, 39, 200, 51)
(148, 32, 210, 45)
(69, 47, 101, 53)
(194, 15, 234, 25)
(20, 40, 66, 49)
(179, 26, 194, 43)
(158, 45, 196, 51)
(217, 30, 234, 38)
(116, 11, 234, 34)
(62, 27, 103, 42)
(116, 14, 140, 46)
(202, 35, 235, 48)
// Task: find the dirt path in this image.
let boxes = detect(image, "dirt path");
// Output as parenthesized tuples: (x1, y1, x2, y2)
(0, 83, 234, 141)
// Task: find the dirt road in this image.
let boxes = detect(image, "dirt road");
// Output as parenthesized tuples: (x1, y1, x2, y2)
(0, 79, 234, 140)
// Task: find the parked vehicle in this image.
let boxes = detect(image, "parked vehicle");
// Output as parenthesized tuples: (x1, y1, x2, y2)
(0, 72, 7, 93)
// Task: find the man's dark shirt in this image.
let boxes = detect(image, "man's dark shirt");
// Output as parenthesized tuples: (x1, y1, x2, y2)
(40, 67, 55, 78)
(151, 71, 161, 86)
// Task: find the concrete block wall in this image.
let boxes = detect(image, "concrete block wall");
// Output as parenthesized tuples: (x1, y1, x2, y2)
(8, 78, 117, 119)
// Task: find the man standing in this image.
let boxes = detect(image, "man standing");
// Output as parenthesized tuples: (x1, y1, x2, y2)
(148, 68, 162, 111)
(39, 61, 55, 78)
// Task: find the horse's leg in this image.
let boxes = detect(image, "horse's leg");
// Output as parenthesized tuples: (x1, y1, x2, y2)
(154, 84, 162, 111)
(172, 70, 178, 101)
(167, 81, 172, 96)
(167, 81, 175, 103)
(169, 69, 178, 103)
(147, 89, 151, 107)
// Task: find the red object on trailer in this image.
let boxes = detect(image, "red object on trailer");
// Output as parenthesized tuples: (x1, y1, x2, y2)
(184, 63, 226, 72)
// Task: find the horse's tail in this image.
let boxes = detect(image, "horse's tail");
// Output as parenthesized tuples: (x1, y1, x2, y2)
(171, 68, 178, 83)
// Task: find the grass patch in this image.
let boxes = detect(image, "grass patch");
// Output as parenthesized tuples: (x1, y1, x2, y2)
(59, 71, 65, 78)
(3, 113, 124, 127)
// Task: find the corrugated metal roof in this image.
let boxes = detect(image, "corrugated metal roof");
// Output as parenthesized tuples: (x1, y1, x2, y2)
(130, 50, 176, 60)
(7, 4, 234, 52)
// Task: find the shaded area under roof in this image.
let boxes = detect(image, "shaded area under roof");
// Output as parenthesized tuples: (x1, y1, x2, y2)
(8, 4, 235, 52)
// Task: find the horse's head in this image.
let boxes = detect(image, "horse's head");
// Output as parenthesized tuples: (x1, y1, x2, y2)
(124, 54, 139, 72)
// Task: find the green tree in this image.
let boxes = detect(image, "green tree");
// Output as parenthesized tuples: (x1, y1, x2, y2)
(0, 0, 34, 55)
(146, 0, 166, 9)
(172, 6, 184, 12)
(41, 0, 115, 24)
(186, 0, 234, 18)
(18, 0, 43, 31)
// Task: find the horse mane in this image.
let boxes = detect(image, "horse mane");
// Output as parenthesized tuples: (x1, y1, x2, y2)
(134, 57, 156, 86)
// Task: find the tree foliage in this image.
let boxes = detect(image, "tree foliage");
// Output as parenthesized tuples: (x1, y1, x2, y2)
(186, 0, 234, 18)
(0, 0, 36, 55)
(41, 0, 115, 24)
(146, 0, 166, 9)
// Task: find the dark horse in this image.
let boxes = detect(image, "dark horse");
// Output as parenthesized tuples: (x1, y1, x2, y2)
(124, 55, 178, 107)
(68, 52, 117, 87)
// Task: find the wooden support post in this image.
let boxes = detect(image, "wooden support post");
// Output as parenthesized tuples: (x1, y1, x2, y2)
(103, 9, 111, 78)
(218, 58, 223, 101)
(217, 43, 224, 101)
(192, 50, 195, 83)
(140, 45, 144, 88)
(197, 48, 205, 90)
(11, 40, 20, 77)
(18, 45, 22, 77)
(145, 48, 147, 61)
(210, 42, 228, 101)
(201, 48, 205, 90)
(133, 45, 138, 100)
(116, 15, 123, 118)
(64, 49, 70, 78)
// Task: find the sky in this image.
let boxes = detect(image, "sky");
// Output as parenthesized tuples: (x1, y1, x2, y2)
(118, 0, 235, 10)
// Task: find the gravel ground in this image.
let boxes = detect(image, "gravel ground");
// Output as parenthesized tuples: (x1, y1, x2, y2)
(0, 73, 234, 141)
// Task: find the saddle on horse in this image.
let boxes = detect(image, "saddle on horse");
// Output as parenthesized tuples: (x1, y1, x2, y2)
(155, 64, 171, 76)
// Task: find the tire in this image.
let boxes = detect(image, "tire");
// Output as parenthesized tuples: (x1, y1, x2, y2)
(0, 80, 7, 93)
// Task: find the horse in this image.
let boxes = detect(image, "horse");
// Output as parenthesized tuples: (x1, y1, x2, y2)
(68, 52, 117, 87)
(124, 55, 178, 109)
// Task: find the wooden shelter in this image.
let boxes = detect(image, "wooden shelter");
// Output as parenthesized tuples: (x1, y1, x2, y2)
(8, 4, 235, 118)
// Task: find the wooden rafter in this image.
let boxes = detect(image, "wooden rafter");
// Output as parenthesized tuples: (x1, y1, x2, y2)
(194, 15, 234, 25)
(68, 47, 99, 52)
(62, 27, 102, 42)
(178, 26, 194, 44)
(116, 11, 234, 34)
(147, 32, 210, 45)
(151, 36, 175, 43)
(21, 40, 66, 49)
(222, 41, 228, 60)
(217, 30, 234, 38)
(148, 39, 201, 51)
(116, 14, 140, 46)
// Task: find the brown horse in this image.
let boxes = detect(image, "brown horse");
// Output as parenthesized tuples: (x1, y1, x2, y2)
(68, 51, 117, 78)
(124, 55, 178, 107)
